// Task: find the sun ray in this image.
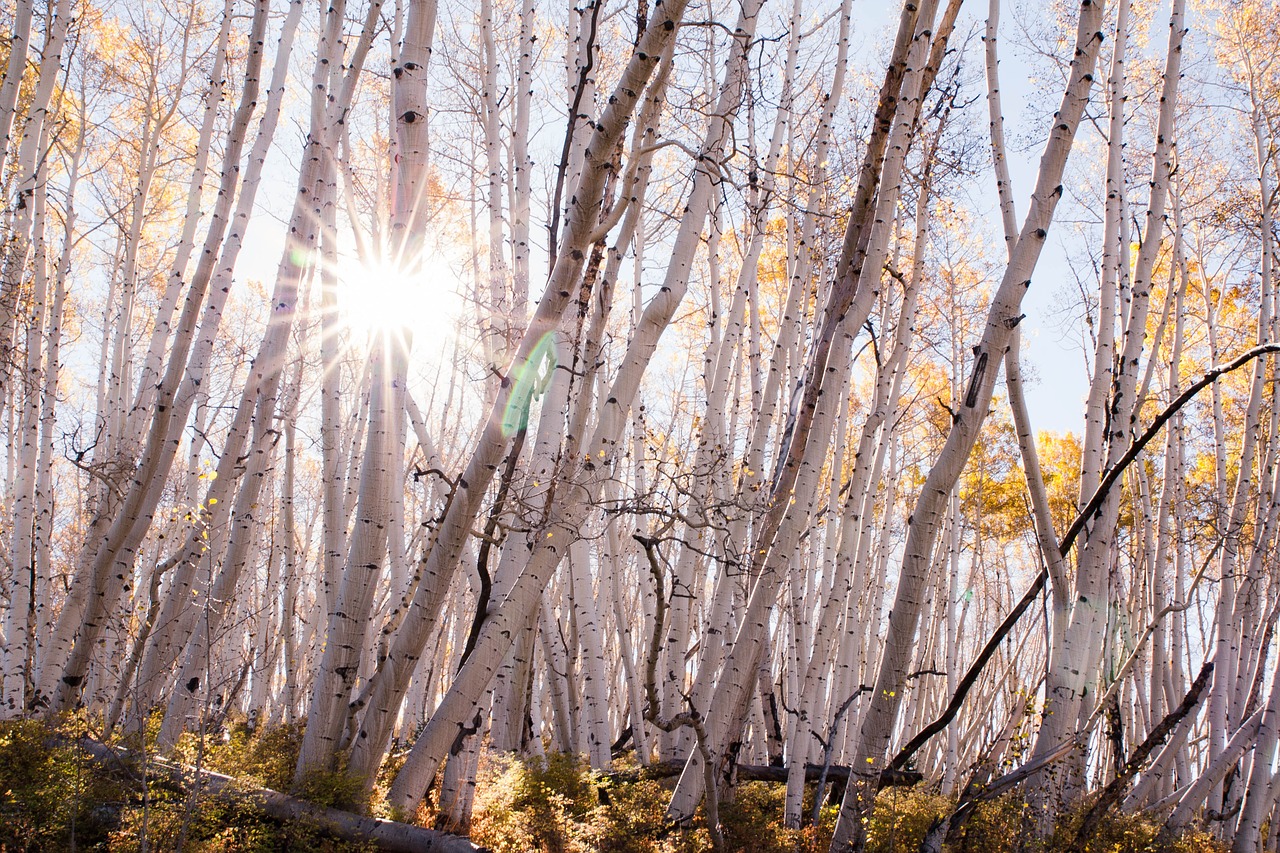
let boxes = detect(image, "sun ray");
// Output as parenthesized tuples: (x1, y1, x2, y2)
(334, 250, 461, 355)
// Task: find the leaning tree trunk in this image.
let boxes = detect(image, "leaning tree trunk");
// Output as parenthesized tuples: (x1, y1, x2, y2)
(35, 0, 282, 711)
(377, 2, 760, 809)
(1029, 0, 1184, 811)
(0, 141, 51, 716)
(292, 0, 433, 786)
(344, 0, 691, 790)
(829, 1, 1107, 849)
(668, 0, 938, 821)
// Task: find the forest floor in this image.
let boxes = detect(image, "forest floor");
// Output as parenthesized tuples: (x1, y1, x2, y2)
(0, 715, 1228, 852)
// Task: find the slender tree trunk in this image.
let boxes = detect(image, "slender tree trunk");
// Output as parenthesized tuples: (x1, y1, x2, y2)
(1031, 0, 1185, 811)
(830, 3, 1107, 848)
(346, 0, 691, 788)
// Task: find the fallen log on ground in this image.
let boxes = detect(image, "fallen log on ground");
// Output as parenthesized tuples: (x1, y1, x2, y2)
(741, 764, 922, 788)
(603, 759, 921, 789)
(78, 738, 486, 853)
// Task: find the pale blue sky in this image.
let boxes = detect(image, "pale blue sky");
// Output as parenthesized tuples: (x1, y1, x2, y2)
(235, 0, 1108, 437)
(853, 1, 1098, 438)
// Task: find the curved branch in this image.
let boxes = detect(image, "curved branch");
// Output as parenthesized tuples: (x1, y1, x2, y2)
(1061, 341, 1280, 555)
(890, 342, 1280, 773)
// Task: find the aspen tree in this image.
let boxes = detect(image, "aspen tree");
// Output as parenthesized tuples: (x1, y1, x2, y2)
(36, 0, 286, 709)
(684, 0, 812, 763)
(1030, 0, 1184, 805)
(292, 0, 434, 783)
(569, 538, 611, 769)
(1142, 197, 1188, 760)
(126, 0, 238, 453)
(509, 0, 534, 327)
(376, 0, 759, 808)
(296, 330, 408, 776)
(1227, 25, 1280, 848)
(786, 170, 932, 825)
(345, 0, 693, 789)
(985, 0, 1070, 648)
(0, 0, 33, 188)
(278, 410, 301, 724)
(0, 0, 71, 392)
(14, 0, 1280, 843)
(1078, 0, 1129, 510)
(480, 0, 508, 368)
(116, 0, 305, 723)
(670, 0, 950, 821)
(0, 136, 50, 716)
(782, 0, 967, 822)
(27, 102, 80, 691)
(484, 32, 670, 755)
(154, 0, 383, 743)
(830, 1, 1108, 848)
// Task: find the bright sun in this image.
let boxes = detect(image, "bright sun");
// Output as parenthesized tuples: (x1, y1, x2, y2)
(336, 254, 460, 348)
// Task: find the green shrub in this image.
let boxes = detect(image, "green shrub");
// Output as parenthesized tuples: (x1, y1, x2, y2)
(111, 791, 375, 853)
(860, 786, 1230, 853)
(470, 752, 597, 853)
(171, 716, 304, 792)
(0, 723, 1239, 853)
(1043, 800, 1227, 853)
(864, 785, 952, 853)
(0, 717, 120, 851)
(585, 776, 707, 853)
(471, 753, 840, 853)
(717, 780, 814, 853)
(958, 791, 1031, 853)
(0, 715, 371, 851)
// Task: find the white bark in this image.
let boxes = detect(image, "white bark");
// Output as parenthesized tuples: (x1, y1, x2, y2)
(37, 0, 293, 709)
(831, 1, 1107, 847)
(1032, 0, 1185, 804)
(345, 0, 693, 788)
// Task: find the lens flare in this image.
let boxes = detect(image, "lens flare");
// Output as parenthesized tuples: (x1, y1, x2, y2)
(336, 254, 458, 346)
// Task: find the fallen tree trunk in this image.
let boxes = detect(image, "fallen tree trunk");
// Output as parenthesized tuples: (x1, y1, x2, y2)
(739, 764, 923, 788)
(603, 760, 921, 789)
(78, 739, 486, 853)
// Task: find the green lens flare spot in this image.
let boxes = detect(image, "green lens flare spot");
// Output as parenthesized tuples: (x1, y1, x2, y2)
(502, 331, 558, 438)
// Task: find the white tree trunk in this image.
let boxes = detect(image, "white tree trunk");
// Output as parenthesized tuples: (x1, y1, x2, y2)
(831, 2, 1107, 847)
(345, 0, 692, 788)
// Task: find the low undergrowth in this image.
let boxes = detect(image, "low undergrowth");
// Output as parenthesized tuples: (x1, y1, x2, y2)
(0, 714, 372, 852)
(0, 717, 1228, 853)
(468, 752, 1228, 853)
